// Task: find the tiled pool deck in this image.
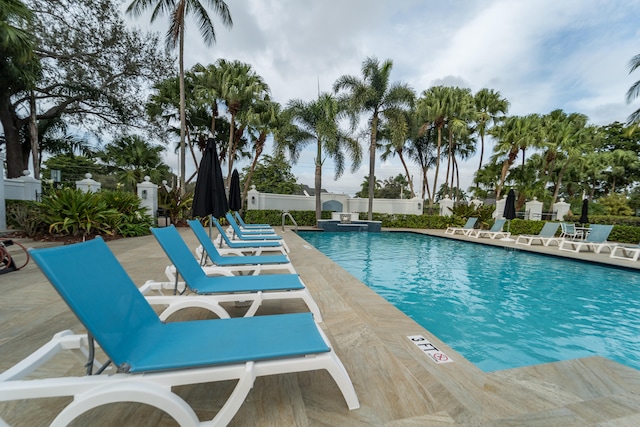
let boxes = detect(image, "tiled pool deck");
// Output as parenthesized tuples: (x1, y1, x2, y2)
(2, 227, 640, 426)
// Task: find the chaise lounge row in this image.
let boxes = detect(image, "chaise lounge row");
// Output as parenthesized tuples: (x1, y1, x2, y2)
(0, 214, 360, 426)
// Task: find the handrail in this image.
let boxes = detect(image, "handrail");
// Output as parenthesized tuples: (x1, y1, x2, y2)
(281, 211, 298, 232)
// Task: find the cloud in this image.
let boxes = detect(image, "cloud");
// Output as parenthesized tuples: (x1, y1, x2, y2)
(126, 0, 640, 196)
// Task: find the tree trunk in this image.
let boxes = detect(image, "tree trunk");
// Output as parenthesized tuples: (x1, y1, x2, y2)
(367, 113, 379, 220)
(226, 111, 237, 188)
(178, 23, 186, 195)
(0, 97, 27, 178)
(397, 152, 415, 198)
(29, 91, 39, 179)
(242, 133, 266, 207)
(430, 126, 443, 208)
(315, 137, 322, 221)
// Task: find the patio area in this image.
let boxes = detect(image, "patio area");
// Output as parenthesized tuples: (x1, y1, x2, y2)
(2, 227, 640, 426)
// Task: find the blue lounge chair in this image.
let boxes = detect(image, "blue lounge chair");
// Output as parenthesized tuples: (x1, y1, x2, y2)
(234, 211, 272, 230)
(468, 219, 509, 239)
(212, 217, 289, 254)
(225, 213, 280, 239)
(149, 225, 321, 321)
(444, 217, 478, 236)
(188, 219, 295, 275)
(0, 237, 358, 426)
(515, 222, 562, 246)
(559, 224, 615, 253)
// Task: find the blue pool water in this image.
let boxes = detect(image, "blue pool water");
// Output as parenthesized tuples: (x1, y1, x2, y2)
(298, 231, 640, 372)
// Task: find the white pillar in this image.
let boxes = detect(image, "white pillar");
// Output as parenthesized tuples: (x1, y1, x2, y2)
(525, 197, 543, 220)
(76, 173, 101, 193)
(247, 185, 260, 210)
(439, 195, 454, 217)
(137, 176, 158, 218)
(553, 198, 571, 221)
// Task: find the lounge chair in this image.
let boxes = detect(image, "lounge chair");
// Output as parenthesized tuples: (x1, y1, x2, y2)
(559, 223, 585, 240)
(610, 242, 640, 261)
(468, 219, 509, 239)
(234, 211, 273, 230)
(212, 217, 289, 254)
(515, 222, 562, 246)
(444, 217, 478, 236)
(559, 224, 615, 253)
(0, 237, 358, 426)
(226, 212, 281, 238)
(148, 225, 322, 321)
(188, 219, 296, 275)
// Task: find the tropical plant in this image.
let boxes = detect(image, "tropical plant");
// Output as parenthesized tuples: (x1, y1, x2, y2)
(241, 152, 302, 195)
(473, 88, 509, 183)
(99, 135, 171, 191)
(598, 193, 633, 216)
(334, 56, 414, 220)
(278, 93, 362, 220)
(126, 0, 232, 193)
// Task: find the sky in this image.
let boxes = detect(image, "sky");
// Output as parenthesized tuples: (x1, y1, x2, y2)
(124, 0, 640, 198)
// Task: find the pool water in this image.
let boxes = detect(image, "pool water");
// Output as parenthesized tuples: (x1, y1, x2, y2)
(298, 231, 640, 372)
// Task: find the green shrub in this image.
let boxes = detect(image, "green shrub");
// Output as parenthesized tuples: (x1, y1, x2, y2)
(98, 190, 154, 237)
(6, 200, 44, 236)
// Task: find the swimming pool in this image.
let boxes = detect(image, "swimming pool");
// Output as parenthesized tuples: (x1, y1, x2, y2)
(298, 231, 640, 372)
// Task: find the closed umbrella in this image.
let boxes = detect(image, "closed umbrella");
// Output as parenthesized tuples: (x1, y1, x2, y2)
(579, 199, 589, 224)
(502, 189, 516, 241)
(228, 169, 242, 212)
(192, 138, 228, 227)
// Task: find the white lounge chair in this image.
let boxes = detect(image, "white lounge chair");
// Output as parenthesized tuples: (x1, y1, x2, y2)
(610, 242, 640, 261)
(212, 217, 289, 255)
(468, 219, 510, 239)
(559, 224, 615, 253)
(188, 219, 296, 275)
(445, 217, 478, 236)
(515, 222, 562, 246)
(0, 238, 359, 426)
(147, 225, 322, 321)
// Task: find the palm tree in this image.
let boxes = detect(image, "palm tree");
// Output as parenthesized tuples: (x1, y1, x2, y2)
(334, 57, 414, 220)
(416, 86, 450, 209)
(626, 53, 640, 127)
(278, 93, 362, 221)
(214, 59, 270, 187)
(380, 110, 415, 198)
(100, 135, 171, 191)
(126, 0, 232, 194)
(473, 88, 509, 180)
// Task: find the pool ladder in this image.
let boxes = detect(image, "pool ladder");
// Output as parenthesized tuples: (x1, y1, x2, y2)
(281, 211, 298, 232)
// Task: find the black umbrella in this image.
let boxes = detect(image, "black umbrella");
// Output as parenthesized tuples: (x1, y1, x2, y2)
(502, 189, 516, 239)
(192, 138, 228, 221)
(229, 169, 242, 212)
(579, 198, 589, 224)
(503, 189, 516, 220)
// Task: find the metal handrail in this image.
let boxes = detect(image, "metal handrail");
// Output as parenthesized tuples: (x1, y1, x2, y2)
(281, 211, 298, 232)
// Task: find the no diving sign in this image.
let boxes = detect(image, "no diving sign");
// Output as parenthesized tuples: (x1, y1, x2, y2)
(407, 335, 453, 364)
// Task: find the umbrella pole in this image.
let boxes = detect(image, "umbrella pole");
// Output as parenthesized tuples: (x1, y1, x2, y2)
(208, 214, 213, 239)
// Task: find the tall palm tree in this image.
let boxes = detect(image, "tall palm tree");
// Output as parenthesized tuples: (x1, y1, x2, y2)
(473, 88, 509, 179)
(626, 53, 640, 127)
(126, 0, 232, 194)
(416, 85, 450, 209)
(278, 93, 362, 221)
(380, 109, 415, 198)
(214, 59, 270, 186)
(334, 57, 414, 220)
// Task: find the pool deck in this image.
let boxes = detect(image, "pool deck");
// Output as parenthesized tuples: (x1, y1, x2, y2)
(2, 227, 640, 426)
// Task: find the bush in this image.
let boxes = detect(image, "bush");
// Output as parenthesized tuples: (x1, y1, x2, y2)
(6, 200, 44, 236)
(37, 188, 153, 238)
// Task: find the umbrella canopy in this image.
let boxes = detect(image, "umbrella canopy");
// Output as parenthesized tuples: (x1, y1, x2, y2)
(503, 189, 516, 220)
(579, 199, 589, 224)
(192, 138, 228, 219)
(228, 169, 242, 212)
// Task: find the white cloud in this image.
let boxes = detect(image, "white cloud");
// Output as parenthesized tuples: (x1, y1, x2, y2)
(125, 0, 640, 196)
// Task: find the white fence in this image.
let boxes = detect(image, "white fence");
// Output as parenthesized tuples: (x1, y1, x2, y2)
(245, 187, 423, 215)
